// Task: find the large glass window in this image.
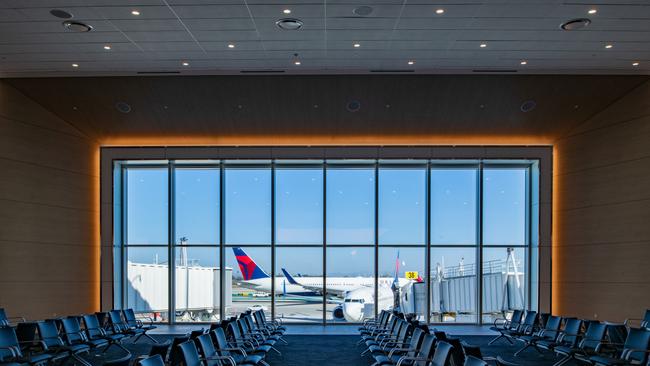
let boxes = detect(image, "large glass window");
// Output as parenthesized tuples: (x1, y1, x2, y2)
(275, 167, 323, 245)
(326, 165, 375, 245)
(378, 167, 426, 245)
(115, 159, 538, 325)
(225, 167, 271, 245)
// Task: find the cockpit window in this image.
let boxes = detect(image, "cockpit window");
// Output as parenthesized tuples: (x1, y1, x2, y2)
(344, 298, 364, 303)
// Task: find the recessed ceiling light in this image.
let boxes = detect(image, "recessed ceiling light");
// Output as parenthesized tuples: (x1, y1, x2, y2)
(131, 10, 140, 16)
(62, 20, 93, 32)
(407, 60, 415, 65)
(103, 45, 111, 50)
(560, 18, 591, 31)
(276, 18, 303, 30)
(50, 9, 73, 19)
(228, 44, 235, 48)
(605, 44, 613, 49)
(353, 43, 361, 48)
(294, 61, 301, 65)
(632, 62, 639, 66)
(480, 43, 487, 48)
(182, 62, 189, 66)
(588, 9, 597, 14)
(71, 63, 79, 68)
(353, 6, 374, 16)
(283, 9, 291, 14)
(436, 9, 445, 14)
(520, 60, 527, 65)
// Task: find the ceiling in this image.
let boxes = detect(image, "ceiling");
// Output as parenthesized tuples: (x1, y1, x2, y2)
(1, 0, 649, 77)
(7, 74, 647, 145)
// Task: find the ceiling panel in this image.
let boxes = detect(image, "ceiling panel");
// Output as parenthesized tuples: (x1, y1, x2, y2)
(0, 0, 648, 77)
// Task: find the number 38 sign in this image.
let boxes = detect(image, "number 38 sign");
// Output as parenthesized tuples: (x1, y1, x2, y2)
(405, 271, 419, 280)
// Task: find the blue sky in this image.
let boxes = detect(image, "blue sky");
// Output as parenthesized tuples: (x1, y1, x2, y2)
(124, 164, 528, 278)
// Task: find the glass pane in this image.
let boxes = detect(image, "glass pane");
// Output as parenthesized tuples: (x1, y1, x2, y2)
(225, 246, 272, 319)
(174, 247, 221, 322)
(175, 168, 220, 245)
(275, 168, 323, 244)
(431, 168, 478, 245)
(225, 168, 271, 244)
(326, 247, 375, 323)
(126, 247, 169, 322)
(379, 247, 426, 320)
(483, 169, 527, 245)
(482, 247, 527, 323)
(378, 168, 426, 245)
(326, 168, 375, 245)
(126, 168, 168, 245)
(430, 247, 477, 323)
(275, 247, 323, 323)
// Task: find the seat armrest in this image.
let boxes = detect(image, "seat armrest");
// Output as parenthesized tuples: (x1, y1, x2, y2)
(396, 356, 431, 366)
(388, 347, 413, 358)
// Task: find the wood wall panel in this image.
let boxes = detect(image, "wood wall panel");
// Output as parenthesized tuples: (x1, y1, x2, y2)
(554, 79, 650, 321)
(0, 80, 98, 320)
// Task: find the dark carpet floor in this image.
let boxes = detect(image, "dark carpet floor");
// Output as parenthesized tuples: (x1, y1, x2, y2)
(94, 334, 580, 366)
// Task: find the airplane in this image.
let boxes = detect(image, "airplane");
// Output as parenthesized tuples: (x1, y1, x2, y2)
(232, 247, 420, 322)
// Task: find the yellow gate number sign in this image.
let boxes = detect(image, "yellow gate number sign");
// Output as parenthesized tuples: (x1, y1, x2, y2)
(405, 271, 419, 280)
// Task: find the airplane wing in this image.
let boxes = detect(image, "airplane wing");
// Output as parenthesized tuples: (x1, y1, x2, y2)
(281, 268, 349, 298)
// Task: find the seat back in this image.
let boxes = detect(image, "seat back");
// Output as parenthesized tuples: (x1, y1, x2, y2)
(37, 320, 65, 349)
(541, 316, 562, 341)
(168, 336, 189, 366)
(0, 327, 22, 360)
(559, 318, 583, 347)
(413, 334, 436, 362)
(519, 311, 537, 333)
(210, 328, 232, 358)
(579, 322, 607, 352)
(396, 322, 412, 343)
(138, 354, 165, 366)
(108, 310, 129, 333)
(178, 341, 202, 366)
(431, 341, 454, 366)
(461, 343, 483, 360)
(123, 309, 138, 328)
(61, 317, 87, 345)
(148, 341, 171, 360)
(621, 328, 650, 364)
(15, 322, 38, 345)
(0, 309, 8, 327)
(464, 356, 487, 366)
(508, 310, 524, 330)
(83, 314, 105, 339)
(189, 329, 205, 340)
(227, 321, 242, 342)
(606, 323, 629, 346)
(407, 328, 425, 355)
(642, 310, 650, 329)
(447, 338, 465, 366)
(196, 334, 216, 358)
(538, 313, 550, 329)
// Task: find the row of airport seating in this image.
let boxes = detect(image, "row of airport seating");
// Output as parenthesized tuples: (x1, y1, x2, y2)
(0, 308, 157, 366)
(489, 309, 650, 366)
(135, 309, 287, 366)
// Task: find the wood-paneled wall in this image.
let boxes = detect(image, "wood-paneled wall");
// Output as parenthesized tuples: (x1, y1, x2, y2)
(0, 81, 99, 320)
(553, 79, 650, 322)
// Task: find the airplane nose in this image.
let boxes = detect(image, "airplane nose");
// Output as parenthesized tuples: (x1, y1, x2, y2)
(342, 303, 364, 322)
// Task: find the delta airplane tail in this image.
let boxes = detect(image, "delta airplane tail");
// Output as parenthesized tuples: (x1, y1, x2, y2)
(233, 247, 270, 280)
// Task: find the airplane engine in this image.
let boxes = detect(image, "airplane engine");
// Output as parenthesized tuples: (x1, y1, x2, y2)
(332, 305, 345, 320)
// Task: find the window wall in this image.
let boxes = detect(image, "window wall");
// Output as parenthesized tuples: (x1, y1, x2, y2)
(114, 159, 538, 324)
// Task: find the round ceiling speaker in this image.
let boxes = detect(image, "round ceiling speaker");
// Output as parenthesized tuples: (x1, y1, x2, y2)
(520, 100, 537, 113)
(353, 6, 374, 16)
(62, 20, 93, 32)
(115, 101, 132, 114)
(276, 18, 303, 30)
(50, 9, 73, 19)
(560, 18, 591, 31)
(346, 100, 361, 112)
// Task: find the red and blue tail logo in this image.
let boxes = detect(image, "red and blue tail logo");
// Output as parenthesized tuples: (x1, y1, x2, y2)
(233, 247, 270, 280)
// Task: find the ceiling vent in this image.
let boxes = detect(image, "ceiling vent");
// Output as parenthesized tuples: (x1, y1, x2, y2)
(276, 18, 303, 30)
(115, 102, 132, 114)
(62, 20, 92, 32)
(560, 18, 591, 30)
(346, 100, 361, 112)
(50, 9, 73, 19)
(520, 100, 537, 113)
(353, 6, 374, 16)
